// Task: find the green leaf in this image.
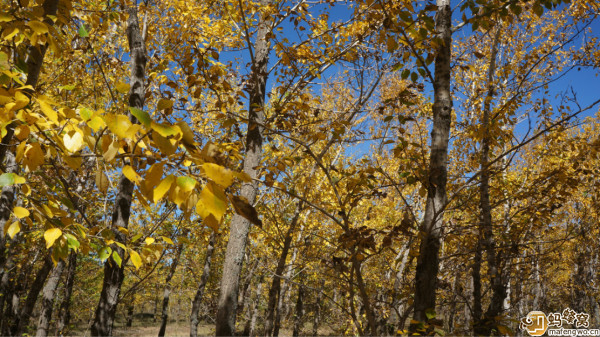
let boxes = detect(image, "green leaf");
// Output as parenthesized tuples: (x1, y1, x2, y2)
(78, 25, 89, 37)
(130, 107, 151, 127)
(65, 233, 80, 251)
(411, 72, 418, 82)
(176, 176, 197, 192)
(112, 251, 122, 267)
(78, 107, 93, 121)
(0, 173, 25, 187)
(99, 246, 112, 262)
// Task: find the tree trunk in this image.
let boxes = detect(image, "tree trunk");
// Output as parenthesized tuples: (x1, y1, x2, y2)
(215, 1, 271, 335)
(0, 0, 59, 311)
(237, 257, 260, 318)
(292, 286, 304, 337)
(264, 205, 302, 336)
(36, 260, 66, 337)
(472, 240, 483, 334)
(126, 296, 135, 328)
(478, 28, 508, 336)
(12, 256, 53, 335)
(91, 5, 147, 336)
(190, 232, 216, 337)
(244, 278, 264, 337)
(56, 251, 77, 335)
(411, 0, 453, 329)
(158, 244, 184, 337)
(353, 258, 377, 336)
(311, 280, 324, 336)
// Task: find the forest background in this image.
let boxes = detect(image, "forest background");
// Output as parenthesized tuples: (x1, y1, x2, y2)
(0, 0, 600, 336)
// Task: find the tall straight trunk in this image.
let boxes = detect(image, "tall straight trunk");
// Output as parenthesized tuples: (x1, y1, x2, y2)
(56, 251, 77, 335)
(0, 251, 17, 335)
(36, 260, 66, 337)
(244, 278, 264, 337)
(478, 28, 507, 336)
(215, 1, 272, 335)
(273, 224, 303, 337)
(311, 280, 325, 337)
(190, 232, 216, 337)
(0, 0, 59, 298)
(292, 286, 304, 337)
(91, 5, 147, 336)
(237, 257, 260, 317)
(158, 244, 184, 337)
(472, 240, 483, 334)
(353, 258, 377, 336)
(411, 0, 453, 327)
(125, 294, 135, 328)
(12, 256, 53, 335)
(264, 205, 302, 336)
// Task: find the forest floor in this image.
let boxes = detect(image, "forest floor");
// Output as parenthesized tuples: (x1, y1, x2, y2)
(69, 322, 338, 336)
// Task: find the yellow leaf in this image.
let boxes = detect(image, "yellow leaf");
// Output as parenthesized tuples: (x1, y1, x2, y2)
(201, 163, 234, 188)
(13, 206, 29, 219)
(115, 81, 130, 94)
(196, 183, 228, 230)
(96, 170, 109, 192)
(153, 175, 174, 203)
(177, 121, 195, 146)
(38, 100, 58, 123)
(152, 131, 177, 156)
(63, 130, 83, 152)
(123, 165, 141, 184)
(87, 116, 105, 131)
(102, 140, 119, 162)
(157, 98, 173, 110)
(105, 113, 133, 139)
(176, 176, 196, 192)
(151, 121, 181, 138)
(145, 162, 164, 190)
(6, 221, 20, 238)
(27, 21, 48, 34)
(23, 143, 44, 171)
(14, 125, 30, 141)
(44, 228, 62, 248)
(129, 250, 142, 269)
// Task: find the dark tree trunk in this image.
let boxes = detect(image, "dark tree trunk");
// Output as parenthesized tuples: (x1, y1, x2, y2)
(56, 251, 77, 335)
(472, 240, 483, 333)
(90, 5, 147, 336)
(292, 286, 304, 337)
(237, 258, 260, 318)
(215, 1, 272, 335)
(36, 260, 65, 337)
(243, 278, 264, 337)
(411, 0, 453, 330)
(264, 205, 302, 336)
(158, 244, 184, 337)
(311, 280, 324, 336)
(190, 232, 216, 337)
(11, 256, 53, 335)
(477, 28, 508, 336)
(0, 0, 59, 314)
(126, 296, 135, 328)
(353, 258, 377, 336)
